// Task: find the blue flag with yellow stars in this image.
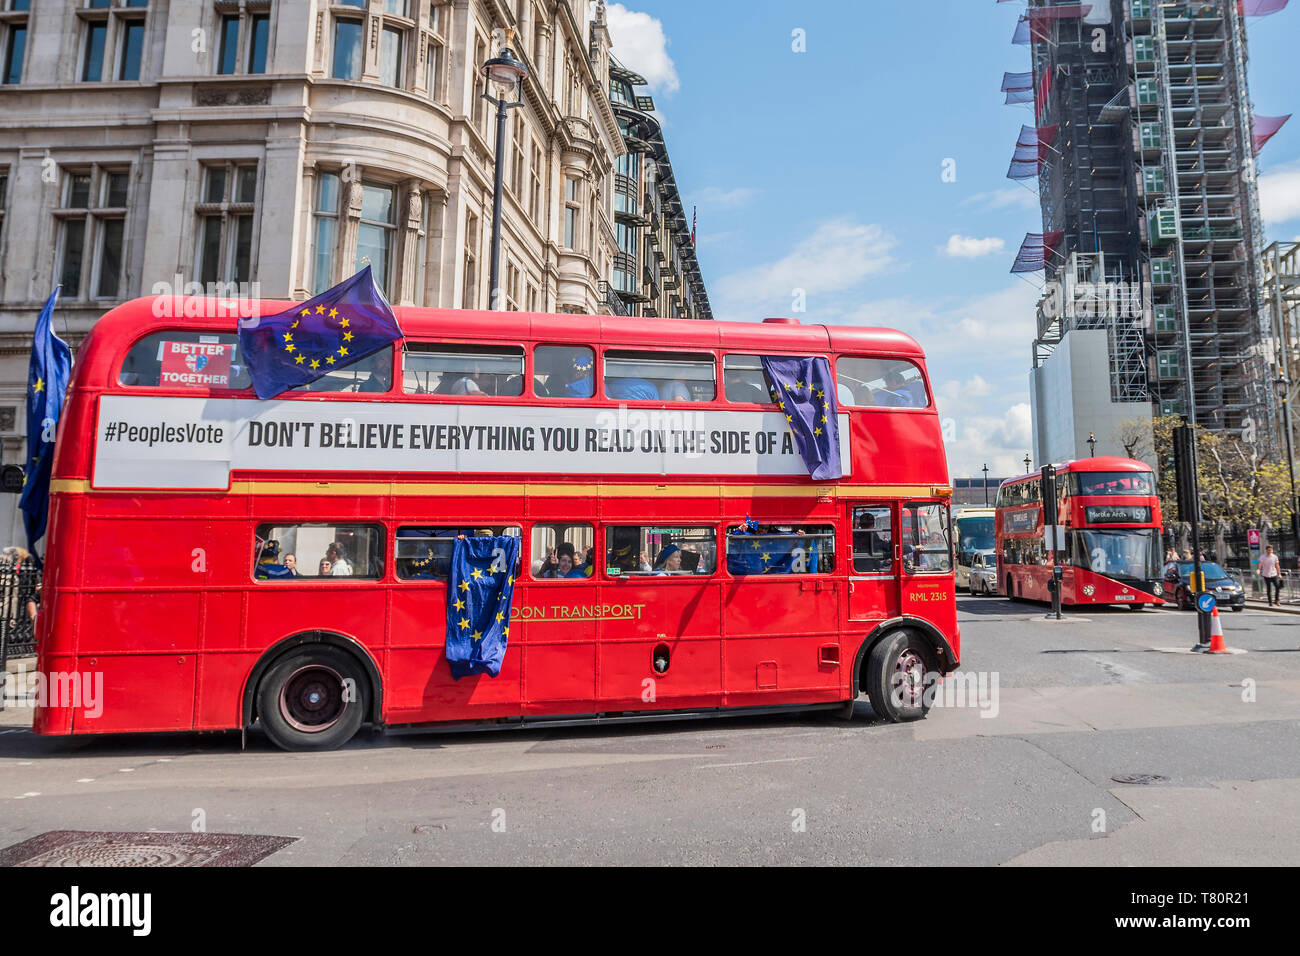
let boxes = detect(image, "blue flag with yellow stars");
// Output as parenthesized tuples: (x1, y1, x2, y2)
(761, 355, 842, 480)
(19, 288, 72, 560)
(726, 535, 821, 575)
(238, 266, 402, 399)
(446, 535, 521, 679)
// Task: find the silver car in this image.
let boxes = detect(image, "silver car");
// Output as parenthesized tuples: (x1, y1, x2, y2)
(967, 550, 998, 596)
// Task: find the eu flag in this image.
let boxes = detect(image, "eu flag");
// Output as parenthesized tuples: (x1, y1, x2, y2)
(445, 535, 521, 679)
(19, 289, 72, 559)
(239, 266, 402, 399)
(761, 355, 842, 480)
(726, 535, 821, 575)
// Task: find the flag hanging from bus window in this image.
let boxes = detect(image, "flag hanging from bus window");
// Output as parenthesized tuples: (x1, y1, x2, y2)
(760, 355, 842, 481)
(727, 535, 822, 575)
(20, 288, 72, 561)
(445, 535, 521, 679)
(238, 266, 402, 400)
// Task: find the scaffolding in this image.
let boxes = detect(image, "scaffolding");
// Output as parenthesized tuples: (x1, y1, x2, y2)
(1023, 0, 1278, 451)
(1030, 0, 1148, 405)
(1135, 0, 1274, 448)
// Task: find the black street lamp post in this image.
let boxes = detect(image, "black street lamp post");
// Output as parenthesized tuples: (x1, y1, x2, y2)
(1087, 431, 1096, 457)
(1024, 453, 1032, 474)
(981, 462, 990, 507)
(482, 36, 528, 311)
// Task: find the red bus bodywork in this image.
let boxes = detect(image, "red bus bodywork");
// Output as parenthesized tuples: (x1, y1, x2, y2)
(34, 299, 959, 741)
(996, 456, 1164, 607)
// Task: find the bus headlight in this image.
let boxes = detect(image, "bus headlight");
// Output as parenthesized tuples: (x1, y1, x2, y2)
(1153, 581, 1163, 596)
(1082, 584, 1095, 597)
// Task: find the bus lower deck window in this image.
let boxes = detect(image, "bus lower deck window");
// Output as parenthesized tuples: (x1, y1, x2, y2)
(608, 526, 717, 576)
(395, 526, 521, 580)
(726, 524, 833, 575)
(531, 523, 594, 579)
(254, 524, 385, 580)
(901, 504, 952, 574)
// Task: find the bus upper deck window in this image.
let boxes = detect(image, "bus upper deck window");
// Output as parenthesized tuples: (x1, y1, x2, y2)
(119, 331, 251, 390)
(837, 357, 928, 409)
(603, 350, 716, 402)
(403, 343, 525, 396)
(290, 345, 394, 394)
(534, 345, 594, 398)
(722, 354, 775, 404)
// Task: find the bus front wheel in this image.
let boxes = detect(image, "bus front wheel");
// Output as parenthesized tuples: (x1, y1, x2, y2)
(864, 631, 934, 723)
(257, 646, 368, 751)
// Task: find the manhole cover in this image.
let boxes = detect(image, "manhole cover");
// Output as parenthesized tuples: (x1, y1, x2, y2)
(1111, 773, 1170, 786)
(0, 830, 296, 867)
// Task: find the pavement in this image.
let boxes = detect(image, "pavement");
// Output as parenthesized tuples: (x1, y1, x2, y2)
(0, 597, 1297, 865)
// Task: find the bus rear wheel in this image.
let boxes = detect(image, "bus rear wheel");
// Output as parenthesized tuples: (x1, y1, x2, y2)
(257, 646, 367, 751)
(864, 630, 934, 722)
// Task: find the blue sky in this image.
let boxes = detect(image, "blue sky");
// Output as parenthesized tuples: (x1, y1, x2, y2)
(603, 0, 1300, 479)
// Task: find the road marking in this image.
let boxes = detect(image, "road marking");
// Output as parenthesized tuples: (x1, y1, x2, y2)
(697, 756, 818, 769)
(76, 778, 94, 783)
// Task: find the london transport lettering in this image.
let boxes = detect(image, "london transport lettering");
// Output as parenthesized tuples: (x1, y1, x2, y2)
(514, 603, 647, 622)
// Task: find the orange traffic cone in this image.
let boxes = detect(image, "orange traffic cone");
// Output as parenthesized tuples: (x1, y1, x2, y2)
(1207, 606, 1229, 654)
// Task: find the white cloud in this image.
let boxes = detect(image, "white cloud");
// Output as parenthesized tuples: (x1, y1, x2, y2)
(605, 4, 679, 94)
(692, 186, 757, 208)
(941, 404, 1035, 478)
(1259, 161, 1300, 226)
(713, 218, 898, 310)
(959, 187, 1040, 212)
(943, 234, 1006, 258)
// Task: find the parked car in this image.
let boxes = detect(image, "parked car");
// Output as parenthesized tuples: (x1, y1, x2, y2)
(965, 549, 998, 596)
(1162, 561, 1245, 612)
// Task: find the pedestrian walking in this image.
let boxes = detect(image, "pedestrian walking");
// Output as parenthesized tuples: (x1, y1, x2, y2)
(1259, 545, 1283, 606)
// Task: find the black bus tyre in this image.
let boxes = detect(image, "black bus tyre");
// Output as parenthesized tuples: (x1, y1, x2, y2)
(257, 646, 367, 751)
(864, 630, 934, 723)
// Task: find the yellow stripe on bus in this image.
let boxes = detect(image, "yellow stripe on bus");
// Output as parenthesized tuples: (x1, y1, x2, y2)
(54, 478, 947, 498)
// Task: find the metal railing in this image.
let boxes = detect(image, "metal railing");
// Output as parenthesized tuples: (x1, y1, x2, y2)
(1226, 568, 1300, 605)
(0, 563, 40, 671)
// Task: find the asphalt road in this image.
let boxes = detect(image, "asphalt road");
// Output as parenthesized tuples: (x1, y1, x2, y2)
(2, 598, 1298, 865)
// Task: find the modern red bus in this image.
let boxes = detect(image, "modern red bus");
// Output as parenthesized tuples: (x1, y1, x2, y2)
(34, 299, 960, 749)
(996, 456, 1164, 608)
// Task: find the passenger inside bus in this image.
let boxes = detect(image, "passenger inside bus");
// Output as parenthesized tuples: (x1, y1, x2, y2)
(357, 354, 392, 393)
(254, 540, 295, 579)
(852, 509, 892, 573)
(535, 349, 595, 398)
(653, 545, 683, 574)
(538, 542, 592, 578)
(325, 542, 353, 576)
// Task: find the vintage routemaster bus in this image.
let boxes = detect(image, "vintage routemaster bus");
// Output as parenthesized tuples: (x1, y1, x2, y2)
(34, 299, 960, 749)
(995, 456, 1164, 608)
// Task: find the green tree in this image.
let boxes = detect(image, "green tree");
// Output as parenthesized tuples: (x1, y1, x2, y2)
(1125, 415, 1293, 525)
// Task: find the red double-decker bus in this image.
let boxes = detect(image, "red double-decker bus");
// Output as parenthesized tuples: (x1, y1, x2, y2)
(996, 456, 1164, 608)
(34, 299, 960, 749)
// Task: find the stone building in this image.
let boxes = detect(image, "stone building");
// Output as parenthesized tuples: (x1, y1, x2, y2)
(0, 0, 710, 548)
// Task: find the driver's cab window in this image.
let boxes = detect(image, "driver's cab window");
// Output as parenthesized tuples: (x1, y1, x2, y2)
(852, 506, 893, 574)
(902, 503, 952, 574)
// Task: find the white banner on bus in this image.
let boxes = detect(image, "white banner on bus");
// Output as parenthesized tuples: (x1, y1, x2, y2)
(92, 395, 853, 490)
